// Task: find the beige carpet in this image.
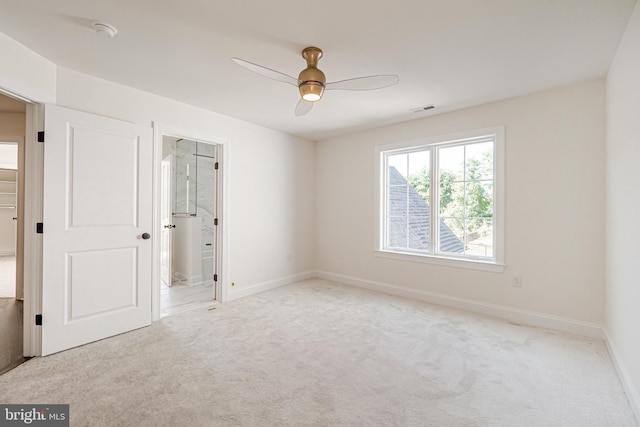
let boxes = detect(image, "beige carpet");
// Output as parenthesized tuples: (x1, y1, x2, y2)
(0, 279, 636, 426)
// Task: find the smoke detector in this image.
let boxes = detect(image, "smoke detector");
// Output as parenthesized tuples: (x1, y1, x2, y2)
(92, 21, 118, 38)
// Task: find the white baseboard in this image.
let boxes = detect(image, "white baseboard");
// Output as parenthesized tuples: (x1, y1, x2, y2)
(604, 330, 640, 425)
(315, 270, 604, 339)
(227, 271, 315, 301)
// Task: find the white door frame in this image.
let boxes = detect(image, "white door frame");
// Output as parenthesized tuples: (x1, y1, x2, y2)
(152, 122, 230, 321)
(24, 102, 44, 356)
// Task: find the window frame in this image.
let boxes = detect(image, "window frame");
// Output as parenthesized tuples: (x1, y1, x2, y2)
(375, 126, 505, 272)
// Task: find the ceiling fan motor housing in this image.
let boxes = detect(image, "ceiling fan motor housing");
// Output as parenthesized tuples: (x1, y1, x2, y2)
(299, 47, 326, 101)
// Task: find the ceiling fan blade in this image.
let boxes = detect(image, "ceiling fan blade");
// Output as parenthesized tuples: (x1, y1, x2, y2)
(295, 99, 314, 117)
(325, 74, 399, 91)
(231, 58, 298, 87)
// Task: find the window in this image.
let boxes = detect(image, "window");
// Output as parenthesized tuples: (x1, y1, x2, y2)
(377, 127, 504, 271)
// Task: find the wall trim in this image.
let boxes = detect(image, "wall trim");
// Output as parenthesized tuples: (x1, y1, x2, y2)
(604, 330, 640, 425)
(315, 270, 604, 339)
(227, 271, 315, 301)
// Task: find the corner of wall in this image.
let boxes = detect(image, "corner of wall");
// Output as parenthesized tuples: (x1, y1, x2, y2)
(604, 1, 640, 423)
(604, 330, 640, 424)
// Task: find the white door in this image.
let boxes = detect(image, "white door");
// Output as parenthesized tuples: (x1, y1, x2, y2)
(160, 156, 173, 286)
(41, 105, 153, 356)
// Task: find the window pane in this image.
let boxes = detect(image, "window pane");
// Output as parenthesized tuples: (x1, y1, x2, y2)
(440, 182, 464, 216)
(464, 181, 493, 219)
(387, 216, 408, 248)
(439, 217, 465, 254)
(385, 149, 432, 253)
(439, 145, 464, 180)
(408, 216, 430, 250)
(388, 184, 408, 216)
(437, 141, 495, 259)
(465, 218, 493, 258)
(388, 153, 408, 178)
(407, 151, 430, 205)
(465, 142, 493, 181)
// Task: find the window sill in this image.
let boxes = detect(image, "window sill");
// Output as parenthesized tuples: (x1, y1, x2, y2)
(375, 250, 505, 273)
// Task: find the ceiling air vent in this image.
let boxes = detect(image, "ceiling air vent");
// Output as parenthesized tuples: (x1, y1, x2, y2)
(410, 105, 435, 114)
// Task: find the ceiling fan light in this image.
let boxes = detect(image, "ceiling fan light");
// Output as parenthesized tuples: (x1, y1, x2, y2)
(302, 92, 321, 102)
(299, 81, 324, 102)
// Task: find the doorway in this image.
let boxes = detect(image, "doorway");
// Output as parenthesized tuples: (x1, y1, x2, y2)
(0, 91, 228, 354)
(159, 135, 221, 317)
(0, 143, 18, 297)
(0, 92, 26, 373)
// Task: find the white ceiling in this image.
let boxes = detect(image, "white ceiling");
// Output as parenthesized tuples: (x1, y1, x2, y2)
(0, 0, 636, 140)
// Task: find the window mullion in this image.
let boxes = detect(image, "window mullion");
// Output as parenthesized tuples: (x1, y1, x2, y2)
(431, 147, 438, 254)
(405, 155, 410, 248)
(382, 153, 388, 249)
(463, 145, 467, 254)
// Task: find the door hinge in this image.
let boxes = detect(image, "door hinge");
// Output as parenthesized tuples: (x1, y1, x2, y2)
(214, 162, 219, 170)
(36, 222, 43, 234)
(213, 274, 218, 282)
(37, 131, 44, 143)
(214, 218, 218, 226)
(35, 314, 42, 325)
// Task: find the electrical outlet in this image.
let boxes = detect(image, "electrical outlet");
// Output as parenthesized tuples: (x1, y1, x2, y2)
(512, 275, 522, 288)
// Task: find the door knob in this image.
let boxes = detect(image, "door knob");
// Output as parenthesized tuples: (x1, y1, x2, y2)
(142, 233, 151, 240)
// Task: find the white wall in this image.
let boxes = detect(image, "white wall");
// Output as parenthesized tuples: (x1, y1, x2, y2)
(316, 80, 606, 329)
(54, 67, 316, 294)
(605, 0, 640, 419)
(0, 113, 26, 136)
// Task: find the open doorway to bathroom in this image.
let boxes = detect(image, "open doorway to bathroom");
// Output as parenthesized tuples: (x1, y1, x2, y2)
(160, 136, 220, 316)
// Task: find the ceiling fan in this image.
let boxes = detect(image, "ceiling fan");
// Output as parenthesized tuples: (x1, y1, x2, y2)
(232, 47, 399, 116)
